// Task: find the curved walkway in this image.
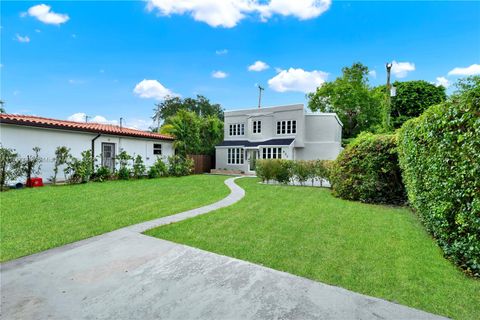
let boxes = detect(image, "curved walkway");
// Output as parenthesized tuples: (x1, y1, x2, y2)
(1, 176, 446, 320)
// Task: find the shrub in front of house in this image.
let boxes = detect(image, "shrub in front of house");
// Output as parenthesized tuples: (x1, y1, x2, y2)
(148, 158, 168, 178)
(92, 166, 111, 182)
(397, 78, 480, 276)
(256, 159, 332, 186)
(330, 132, 406, 205)
(167, 155, 194, 176)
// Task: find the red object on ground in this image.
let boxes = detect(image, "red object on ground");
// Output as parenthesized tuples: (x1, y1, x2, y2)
(26, 177, 44, 188)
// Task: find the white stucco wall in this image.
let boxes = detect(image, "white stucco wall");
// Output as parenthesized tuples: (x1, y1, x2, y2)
(0, 124, 174, 183)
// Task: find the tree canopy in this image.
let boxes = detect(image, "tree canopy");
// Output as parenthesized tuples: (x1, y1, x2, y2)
(153, 95, 224, 127)
(307, 62, 382, 139)
(160, 110, 223, 156)
(375, 80, 446, 129)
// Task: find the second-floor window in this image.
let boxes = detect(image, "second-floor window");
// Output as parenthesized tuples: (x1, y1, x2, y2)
(253, 120, 262, 134)
(276, 120, 296, 135)
(229, 123, 245, 136)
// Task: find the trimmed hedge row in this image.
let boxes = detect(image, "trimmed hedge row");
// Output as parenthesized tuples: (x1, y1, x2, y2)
(397, 87, 480, 276)
(256, 159, 332, 186)
(330, 132, 406, 205)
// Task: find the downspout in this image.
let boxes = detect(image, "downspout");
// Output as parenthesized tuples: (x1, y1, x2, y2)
(91, 133, 101, 171)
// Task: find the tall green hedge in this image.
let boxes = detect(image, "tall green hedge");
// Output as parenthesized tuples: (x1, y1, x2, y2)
(330, 132, 406, 205)
(398, 82, 480, 276)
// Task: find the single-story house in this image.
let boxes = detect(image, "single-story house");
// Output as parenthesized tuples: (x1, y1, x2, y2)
(215, 104, 343, 173)
(0, 114, 175, 183)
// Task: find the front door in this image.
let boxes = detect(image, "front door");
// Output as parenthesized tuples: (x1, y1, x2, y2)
(102, 143, 116, 171)
(248, 150, 258, 172)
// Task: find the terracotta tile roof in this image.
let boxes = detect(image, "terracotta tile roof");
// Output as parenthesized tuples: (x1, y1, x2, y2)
(0, 114, 174, 141)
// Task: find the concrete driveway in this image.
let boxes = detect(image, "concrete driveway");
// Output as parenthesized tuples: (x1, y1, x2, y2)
(1, 177, 447, 320)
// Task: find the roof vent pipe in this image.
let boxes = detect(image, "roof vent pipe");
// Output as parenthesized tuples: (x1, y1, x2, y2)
(120, 117, 123, 130)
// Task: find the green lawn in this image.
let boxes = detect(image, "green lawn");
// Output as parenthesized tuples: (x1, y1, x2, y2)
(0, 175, 229, 262)
(146, 178, 480, 320)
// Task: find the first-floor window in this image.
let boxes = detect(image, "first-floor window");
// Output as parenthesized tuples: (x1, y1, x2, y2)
(227, 148, 244, 164)
(153, 143, 162, 155)
(262, 147, 282, 159)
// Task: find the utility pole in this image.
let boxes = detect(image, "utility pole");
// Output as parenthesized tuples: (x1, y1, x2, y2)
(85, 115, 90, 123)
(120, 117, 123, 129)
(257, 85, 264, 109)
(385, 62, 393, 130)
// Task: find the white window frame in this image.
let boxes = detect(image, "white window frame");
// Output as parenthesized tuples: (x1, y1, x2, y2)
(253, 120, 262, 134)
(261, 147, 282, 159)
(153, 143, 162, 155)
(276, 120, 297, 135)
(229, 123, 245, 136)
(227, 148, 244, 164)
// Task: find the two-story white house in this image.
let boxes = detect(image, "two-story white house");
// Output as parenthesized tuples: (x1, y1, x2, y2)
(215, 104, 343, 173)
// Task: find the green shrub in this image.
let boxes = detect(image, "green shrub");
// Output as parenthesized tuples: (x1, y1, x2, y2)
(115, 151, 132, 180)
(65, 150, 93, 183)
(292, 160, 311, 185)
(397, 77, 480, 276)
(0, 146, 23, 191)
(133, 155, 146, 178)
(148, 158, 168, 179)
(330, 132, 406, 204)
(93, 166, 111, 182)
(314, 160, 332, 187)
(274, 159, 293, 184)
(167, 155, 193, 176)
(256, 159, 275, 182)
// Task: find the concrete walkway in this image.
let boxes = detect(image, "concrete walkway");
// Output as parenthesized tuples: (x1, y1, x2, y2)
(1, 177, 446, 320)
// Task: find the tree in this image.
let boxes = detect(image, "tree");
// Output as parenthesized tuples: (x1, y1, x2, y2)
(161, 110, 201, 157)
(52, 146, 70, 184)
(153, 95, 224, 128)
(22, 147, 42, 185)
(308, 62, 382, 139)
(0, 146, 23, 191)
(198, 115, 224, 155)
(375, 80, 447, 129)
(0, 100, 5, 114)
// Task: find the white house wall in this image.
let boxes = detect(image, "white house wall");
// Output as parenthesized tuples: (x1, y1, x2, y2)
(0, 124, 174, 183)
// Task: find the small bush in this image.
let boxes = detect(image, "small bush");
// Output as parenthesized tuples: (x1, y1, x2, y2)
(167, 155, 193, 176)
(330, 132, 406, 205)
(256, 159, 275, 182)
(132, 155, 146, 178)
(148, 158, 168, 179)
(93, 166, 111, 182)
(398, 76, 480, 276)
(117, 167, 131, 180)
(115, 151, 132, 180)
(0, 146, 23, 191)
(65, 150, 93, 184)
(292, 161, 311, 185)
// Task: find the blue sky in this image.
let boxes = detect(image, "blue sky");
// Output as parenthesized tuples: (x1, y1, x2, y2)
(1, 1, 479, 129)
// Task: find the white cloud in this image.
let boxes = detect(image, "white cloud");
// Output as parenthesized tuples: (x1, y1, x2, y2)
(146, 0, 331, 28)
(448, 64, 480, 76)
(35, 29, 41, 33)
(268, 68, 328, 93)
(67, 113, 153, 131)
(258, 0, 331, 21)
(133, 79, 177, 100)
(435, 76, 450, 88)
(15, 34, 30, 43)
(212, 70, 228, 78)
(368, 70, 377, 78)
(391, 61, 415, 78)
(27, 4, 69, 25)
(67, 113, 118, 125)
(248, 60, 269, 72)
(19, 12, 27, 18)
(216, 49, 228, 55)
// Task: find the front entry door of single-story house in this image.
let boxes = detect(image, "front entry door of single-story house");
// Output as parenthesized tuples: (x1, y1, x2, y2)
(102, 143, 116, 171)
